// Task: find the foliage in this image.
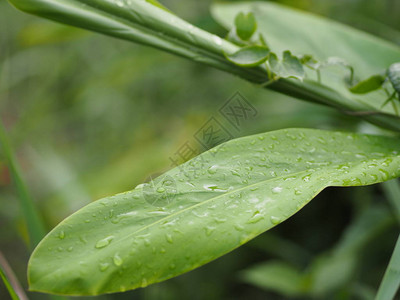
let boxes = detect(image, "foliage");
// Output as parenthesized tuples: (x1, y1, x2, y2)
(2, 0, 400, 299)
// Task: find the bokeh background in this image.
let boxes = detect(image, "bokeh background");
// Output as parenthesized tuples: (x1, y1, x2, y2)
(1, 0, 399, 299)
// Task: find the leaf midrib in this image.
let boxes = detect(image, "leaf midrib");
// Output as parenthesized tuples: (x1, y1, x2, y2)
(87, 153, 398, 250)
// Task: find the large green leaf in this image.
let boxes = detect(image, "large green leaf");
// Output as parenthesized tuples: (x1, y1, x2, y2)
(211, 2, 400, 116)
(28, 128, 400, 295)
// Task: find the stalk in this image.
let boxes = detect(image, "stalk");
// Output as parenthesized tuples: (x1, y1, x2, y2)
(0, 119, 46, 249)
(7, 0, 400, 131)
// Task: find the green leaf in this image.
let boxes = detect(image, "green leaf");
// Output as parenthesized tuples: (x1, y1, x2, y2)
(225, 45, 270, 67)
(376, 234, 400, 300)
(28, 128, 400, 295)
(0, 119, 46, 249)
(349, 75, 385, 94)
(269, 51, 305, 80)
(240, 261, 306, 297)
(321, 57, 355, 83)
(299, 54, 320, 69)
(0, 252, 28, 300)
(0, 264, 19, 300)
(234, 12, 257, 41)
(388, 63, 400, 95)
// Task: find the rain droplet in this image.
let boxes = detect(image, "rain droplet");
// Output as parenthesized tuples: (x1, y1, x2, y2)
(58, 231, 65, 239)
(272, 186, 283, 194)
(204, 226, 216, 236)
(207, 165, 218, 174)
(294, 189, 302, 195)
(166, 234, 173, 244)
(96, 236, 114, 249)
(214, 217, 227, 223)
(141, 278, 148, 288)
(99, 262, 110, 272)
(157, 187, 166, 193)
(270, 216, 281, 225)
(113, 253, 123, 266)
(234, 224, 244, 231)
(247, 213, 263, 224)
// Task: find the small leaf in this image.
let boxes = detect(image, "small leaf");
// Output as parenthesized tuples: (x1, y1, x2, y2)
(322, 57, 354, 83)
(225, 45, 270, 67)
(388, 62, 400, 95)
(234, 12, 257, 41)
(299, 54, 320, 69)
(269, 51, 305, 80)
(349, 75, 385, 94)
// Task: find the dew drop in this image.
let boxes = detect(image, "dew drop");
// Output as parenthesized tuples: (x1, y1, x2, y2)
(99, 262, 110, 272)
(272, 186, 283, 194)
(96, 236, 114, 249)
(113, 253, 123, 266)
(166, 234, 173, 244)
(207, 165, 218, 174)
(58, 231, 65, 239)
(214, 217, 227, 223)
(294, 189, 302, 195)
(270, 216, 281, 225)
(204, 226, 216, 236)
(247, 212, 263, 224)
(231, 170, 240, 176)
(141, 278, 148, 288)
(156, 187, 166, 193)
(234, 224, 244, 231)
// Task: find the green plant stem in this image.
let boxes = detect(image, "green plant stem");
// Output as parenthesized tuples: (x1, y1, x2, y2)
(377, 180, 400, 299)
(376, 234, 400, 300)
(8, 0, 400, 132)
(0, 252, 28, 300)
(381, 180, 400, 224)
(0, 119, 46, 249)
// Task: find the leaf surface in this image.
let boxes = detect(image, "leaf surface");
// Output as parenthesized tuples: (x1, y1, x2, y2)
(28, 128, 400, 295)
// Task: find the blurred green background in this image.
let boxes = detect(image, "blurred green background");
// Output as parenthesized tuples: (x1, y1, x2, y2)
(1, 0, 399, 299)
